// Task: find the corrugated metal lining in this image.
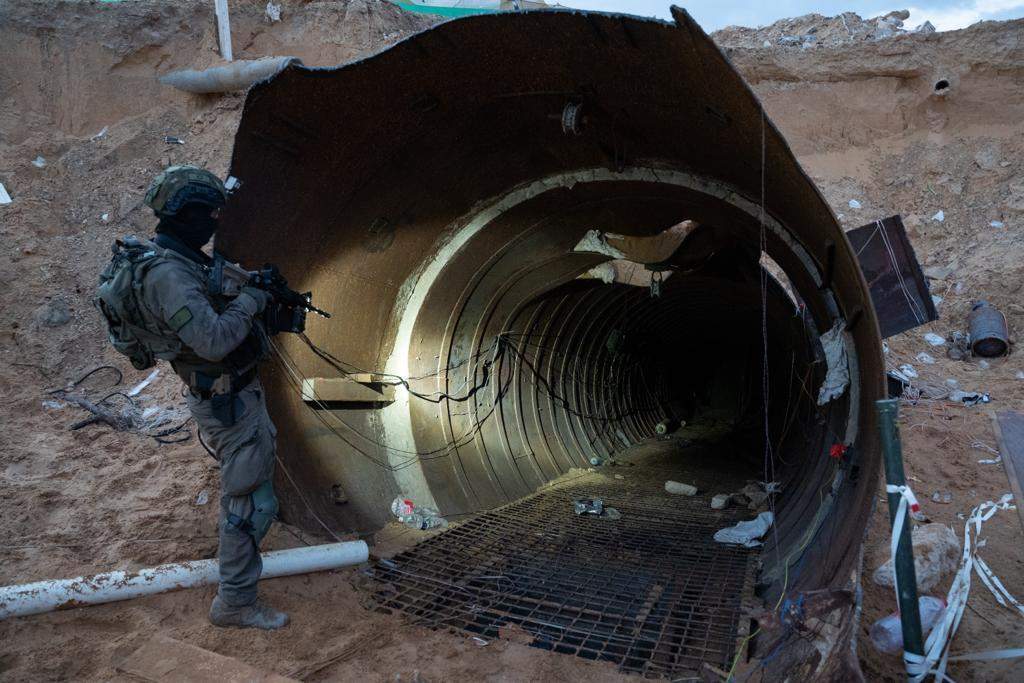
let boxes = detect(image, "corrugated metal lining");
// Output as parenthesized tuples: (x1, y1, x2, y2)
(219, 9, 884, 678)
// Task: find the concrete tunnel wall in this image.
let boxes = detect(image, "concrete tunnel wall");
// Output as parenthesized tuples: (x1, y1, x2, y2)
(217, 9, 885, 621)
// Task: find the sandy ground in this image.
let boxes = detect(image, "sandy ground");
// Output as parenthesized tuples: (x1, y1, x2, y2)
(2, 2, 1024, 680)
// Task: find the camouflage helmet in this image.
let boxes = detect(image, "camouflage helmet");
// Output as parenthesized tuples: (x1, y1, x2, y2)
(144, 165, 227, 217)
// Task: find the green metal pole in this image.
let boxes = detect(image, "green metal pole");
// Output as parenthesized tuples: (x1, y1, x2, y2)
(876, 398, 925, 666)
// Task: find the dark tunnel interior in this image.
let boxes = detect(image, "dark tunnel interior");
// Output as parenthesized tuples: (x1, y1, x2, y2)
(394, 185, 841, 596)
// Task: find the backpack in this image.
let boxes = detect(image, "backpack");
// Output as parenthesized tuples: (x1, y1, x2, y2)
(95, 237, 182, 370)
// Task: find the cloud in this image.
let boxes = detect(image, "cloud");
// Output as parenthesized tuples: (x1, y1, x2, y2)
(907, 1, 1024, 31)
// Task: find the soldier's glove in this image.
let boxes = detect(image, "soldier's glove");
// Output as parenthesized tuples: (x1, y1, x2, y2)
(241, 286, 273, 314)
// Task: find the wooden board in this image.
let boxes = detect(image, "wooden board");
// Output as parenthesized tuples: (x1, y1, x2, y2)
(118, 634, 296, 683)
(991, 410, 1024, 534)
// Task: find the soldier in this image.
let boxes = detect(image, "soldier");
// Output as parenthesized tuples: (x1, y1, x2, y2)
(96, 166, 288, 630)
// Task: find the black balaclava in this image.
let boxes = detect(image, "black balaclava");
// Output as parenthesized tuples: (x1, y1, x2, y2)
(156, 203, 219, 253)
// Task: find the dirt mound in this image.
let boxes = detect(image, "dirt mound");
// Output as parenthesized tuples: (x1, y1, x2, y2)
(719, 16, 1024, 681)
(1, 2, 1023, 680)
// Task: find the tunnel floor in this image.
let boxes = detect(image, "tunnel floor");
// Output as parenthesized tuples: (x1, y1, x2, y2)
(364, 436, 760, 679)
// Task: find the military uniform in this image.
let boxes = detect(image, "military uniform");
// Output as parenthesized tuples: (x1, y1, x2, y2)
(137, 232, 278, 609)
(98, 166, 287, 628)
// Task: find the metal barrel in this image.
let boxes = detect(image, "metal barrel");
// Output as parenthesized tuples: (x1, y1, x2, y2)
(969, 300, 1009, 357)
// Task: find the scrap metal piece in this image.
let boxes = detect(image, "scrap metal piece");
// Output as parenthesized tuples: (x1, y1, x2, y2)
(217, 12, 888, 678)
(846, 215, 939, 338)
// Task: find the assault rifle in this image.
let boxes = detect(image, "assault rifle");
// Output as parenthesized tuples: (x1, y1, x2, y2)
(208, 254, 331, 335)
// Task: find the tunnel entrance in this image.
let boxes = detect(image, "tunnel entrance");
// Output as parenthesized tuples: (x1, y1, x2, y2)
(220, 10, 885, 677)
(384, 170, 840, 592)
(354, 171, 840, 677)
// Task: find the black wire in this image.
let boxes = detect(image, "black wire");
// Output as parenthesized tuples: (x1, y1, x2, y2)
(272, 339, 513, 470)
(98, 391, 136, 407)
(299, 332, 498, 382)
(70, 365, 123, 388)
(147, 417, 194, 445)
(197, 427, 219, 461)
(504, 341, 661, 423)
(278, 325, 663, 472)
(46, 365, 123, 394)
(300, 333, 503, 403)
(154, 431, 192, 445)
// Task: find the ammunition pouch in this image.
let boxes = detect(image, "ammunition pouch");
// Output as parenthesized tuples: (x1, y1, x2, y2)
(179, 365, 258, 426)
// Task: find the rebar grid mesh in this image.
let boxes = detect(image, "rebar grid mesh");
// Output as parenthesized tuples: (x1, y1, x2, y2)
(365, 470, 758, 678)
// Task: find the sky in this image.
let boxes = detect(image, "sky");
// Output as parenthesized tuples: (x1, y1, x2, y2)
(554, 1, 1024, 31)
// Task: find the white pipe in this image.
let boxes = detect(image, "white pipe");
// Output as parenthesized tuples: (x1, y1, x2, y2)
(214, 0, 233, 62)
(0, 541, 368, 620)
(159, 57, 302, 94)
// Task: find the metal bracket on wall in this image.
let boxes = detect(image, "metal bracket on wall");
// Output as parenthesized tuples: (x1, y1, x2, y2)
(301, 376, 399, 406)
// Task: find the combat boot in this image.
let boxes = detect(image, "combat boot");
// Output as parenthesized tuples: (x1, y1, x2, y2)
(208, 595, 290, 630)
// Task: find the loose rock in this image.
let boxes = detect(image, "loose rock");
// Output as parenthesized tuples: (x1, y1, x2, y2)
(872, 523, 960, 592)
(34, 300, 71, 327)
(711, 493, 731, 510)
(665, 481, 697, 496)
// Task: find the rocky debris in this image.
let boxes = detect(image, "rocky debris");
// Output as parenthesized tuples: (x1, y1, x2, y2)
(710, 493, 731, 509)
(872, 523, 960, 592)
(664, 480, 698, 496)
(713, 9, 933, 50)
(34, 300, 72, 327)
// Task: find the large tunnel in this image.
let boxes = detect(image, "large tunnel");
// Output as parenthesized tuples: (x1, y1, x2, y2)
(219, 8, 884, 677)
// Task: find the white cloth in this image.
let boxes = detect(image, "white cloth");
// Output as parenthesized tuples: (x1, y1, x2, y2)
(714, 511, 774, 548)
(817, 321, 849, 405)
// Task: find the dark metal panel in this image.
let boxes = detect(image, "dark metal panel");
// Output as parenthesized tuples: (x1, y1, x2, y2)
(846, 215, 938, 339)
(991, 410, 1024, 534)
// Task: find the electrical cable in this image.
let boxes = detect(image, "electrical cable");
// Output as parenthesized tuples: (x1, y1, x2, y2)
(146, 417, 194, 445)
(300, 332, 502, 396)
(46, 365, 124, 395)
(98, 391, 135, 407)
(197, 425, 218, 460)
(276, 325, 664, 472)
(758, 105, 782, 567)
(270, 338, 510, 470)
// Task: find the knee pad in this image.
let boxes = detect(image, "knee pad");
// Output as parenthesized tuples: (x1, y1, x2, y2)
(227, 481, 278, 544)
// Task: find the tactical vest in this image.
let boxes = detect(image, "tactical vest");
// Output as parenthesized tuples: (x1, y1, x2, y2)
(96, 237, 266, 382)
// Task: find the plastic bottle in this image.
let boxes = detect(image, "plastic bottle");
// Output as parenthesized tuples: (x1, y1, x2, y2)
(869, 596, 947, 655)
(390, 496, 448, 530)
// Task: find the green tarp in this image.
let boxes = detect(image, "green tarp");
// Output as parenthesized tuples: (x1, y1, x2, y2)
(391, 2, 498, 17)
